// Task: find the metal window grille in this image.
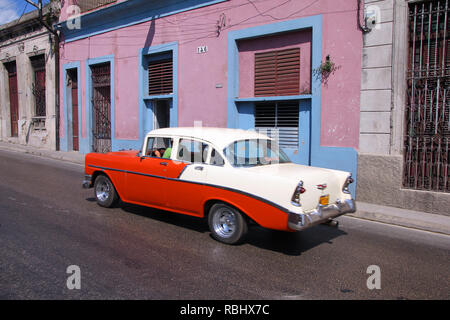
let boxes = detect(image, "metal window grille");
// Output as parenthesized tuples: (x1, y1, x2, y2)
(254, 48, 300, 97)
(91, 63, 111, 153)
(73, 0, 117, 13)
(404, 0, 449, 192)
(255, 102, 299, 148)
(30, 55, 46, 117)
(148, 58, 173, 96)
(68, 69, 79, 151)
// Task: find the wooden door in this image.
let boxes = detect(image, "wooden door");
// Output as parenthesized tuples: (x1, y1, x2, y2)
(6, 63, 19, 137)
(71, 73, 79, 151)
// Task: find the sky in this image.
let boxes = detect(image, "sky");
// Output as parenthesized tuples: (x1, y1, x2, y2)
(0, 0, 51, 26)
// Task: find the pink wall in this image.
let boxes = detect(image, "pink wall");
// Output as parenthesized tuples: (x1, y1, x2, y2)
(321, 7, 362, 148)
(59, 0, 361, 149)
(178, 32, 229, 128)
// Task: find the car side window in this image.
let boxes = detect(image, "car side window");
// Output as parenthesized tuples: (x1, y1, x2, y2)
(210, 148, 225, 166)
(145, 136, 172, 157)
(177, 139, 209, 163)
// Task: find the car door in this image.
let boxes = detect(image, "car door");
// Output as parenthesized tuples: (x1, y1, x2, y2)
(164, 138, 210, 216)
(124, 136, 171, 206)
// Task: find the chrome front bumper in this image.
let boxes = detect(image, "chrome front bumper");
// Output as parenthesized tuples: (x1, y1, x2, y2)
(288, 199, 356, 231)
(82, 174, 93, 189)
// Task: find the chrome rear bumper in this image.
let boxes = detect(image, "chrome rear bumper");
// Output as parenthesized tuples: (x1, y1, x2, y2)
(288, 199, 356, 231)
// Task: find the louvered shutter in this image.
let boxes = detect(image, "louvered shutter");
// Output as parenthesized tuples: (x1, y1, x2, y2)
(148, 58, 173, 96)
(254, 48, 300, 97)
(255, 102, 299, 148)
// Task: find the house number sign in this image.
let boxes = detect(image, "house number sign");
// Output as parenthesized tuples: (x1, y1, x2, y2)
(197, 46, 208, 54)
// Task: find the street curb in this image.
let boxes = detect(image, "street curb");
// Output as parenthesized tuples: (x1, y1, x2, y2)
(0, 142, 84, 165)
(349, 202, 450, 236)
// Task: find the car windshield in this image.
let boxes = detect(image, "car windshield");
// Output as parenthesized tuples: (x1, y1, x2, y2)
(223, 139, 291, 167)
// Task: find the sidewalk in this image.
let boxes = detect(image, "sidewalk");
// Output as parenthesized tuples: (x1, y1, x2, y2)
(1, 140, 449, 236)
(0, 140, 84, 165)
(348, 202, 450, 236)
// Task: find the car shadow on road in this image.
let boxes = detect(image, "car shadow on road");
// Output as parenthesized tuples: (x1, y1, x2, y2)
(118, 201, 210, 233)
(245, 224, 347, 256)
(96, 199, 348, 256)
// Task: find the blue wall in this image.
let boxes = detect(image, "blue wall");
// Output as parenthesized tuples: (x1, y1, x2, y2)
(61, 61, 81, 152)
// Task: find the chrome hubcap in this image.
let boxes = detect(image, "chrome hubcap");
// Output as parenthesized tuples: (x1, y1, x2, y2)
(96, 180, 110, 202)
(212, 208, 236, 238)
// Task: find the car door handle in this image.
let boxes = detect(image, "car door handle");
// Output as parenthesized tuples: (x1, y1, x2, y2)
(194, 166, 203, 171)
(160, 162, 168, 166)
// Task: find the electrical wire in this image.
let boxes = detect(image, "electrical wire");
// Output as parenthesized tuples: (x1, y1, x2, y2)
(60, 0, 273, 37)
(14, 2, 29, 25)
(246, 0, 292, 21)
(59, 0, 294, 43)
(0, 0, 28, 26)
(59, 0, 363, 51)
(224, 0, 319, 30)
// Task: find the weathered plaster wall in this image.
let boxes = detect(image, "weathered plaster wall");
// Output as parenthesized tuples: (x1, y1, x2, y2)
(0, 30, 57, 150)
(357, 0, 449, 215)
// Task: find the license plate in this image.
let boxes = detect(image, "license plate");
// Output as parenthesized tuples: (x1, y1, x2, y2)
(319, 195, 329, 206)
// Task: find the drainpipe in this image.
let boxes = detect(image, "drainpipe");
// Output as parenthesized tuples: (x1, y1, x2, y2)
(54, 30, 60, 151)
(357, 0, 371, 34)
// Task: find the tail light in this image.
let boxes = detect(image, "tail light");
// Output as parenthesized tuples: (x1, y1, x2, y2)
(291, 181, 306, 206)
(342, 175, 354, 194)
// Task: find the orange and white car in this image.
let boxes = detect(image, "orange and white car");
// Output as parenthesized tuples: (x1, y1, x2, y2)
(83, 127, 356, 244)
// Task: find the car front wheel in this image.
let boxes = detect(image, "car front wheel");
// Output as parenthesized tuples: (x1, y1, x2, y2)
(94, 175, 118, 208)
(208, 203, 248, 244)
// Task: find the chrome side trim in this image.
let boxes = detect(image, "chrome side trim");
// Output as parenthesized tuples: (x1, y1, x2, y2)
(176, 164, 190, 178)
(288, 199, 356, 231)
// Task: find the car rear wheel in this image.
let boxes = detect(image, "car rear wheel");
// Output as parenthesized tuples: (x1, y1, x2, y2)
(94, 175, 118, 208)
(208, 203, 248, 244)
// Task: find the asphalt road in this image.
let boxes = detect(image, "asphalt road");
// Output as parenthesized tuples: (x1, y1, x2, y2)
(0, 149, 449, 300)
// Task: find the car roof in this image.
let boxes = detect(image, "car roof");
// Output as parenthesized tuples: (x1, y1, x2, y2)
(146, 127, 272, 149)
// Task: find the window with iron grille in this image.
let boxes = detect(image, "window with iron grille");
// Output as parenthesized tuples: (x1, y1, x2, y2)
(255, 102, 299, 148)
(91, 62, 112, 153)
(404, 0, 449, 192)
(73, 0, 117, 13)
(254, 48, 300, 97)
(148, 56, 173, 96)
(30, 54, 46, 117)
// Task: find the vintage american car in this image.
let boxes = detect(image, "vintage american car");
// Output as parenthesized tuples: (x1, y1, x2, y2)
(83, 127, 356, 244)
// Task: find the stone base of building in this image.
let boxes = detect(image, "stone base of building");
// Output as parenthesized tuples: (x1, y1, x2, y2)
(357, 153, 450, 216)
(0, 115, 56, 150)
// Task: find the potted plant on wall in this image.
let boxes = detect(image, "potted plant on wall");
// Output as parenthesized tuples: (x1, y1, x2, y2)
(313, 55, 340, 86)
